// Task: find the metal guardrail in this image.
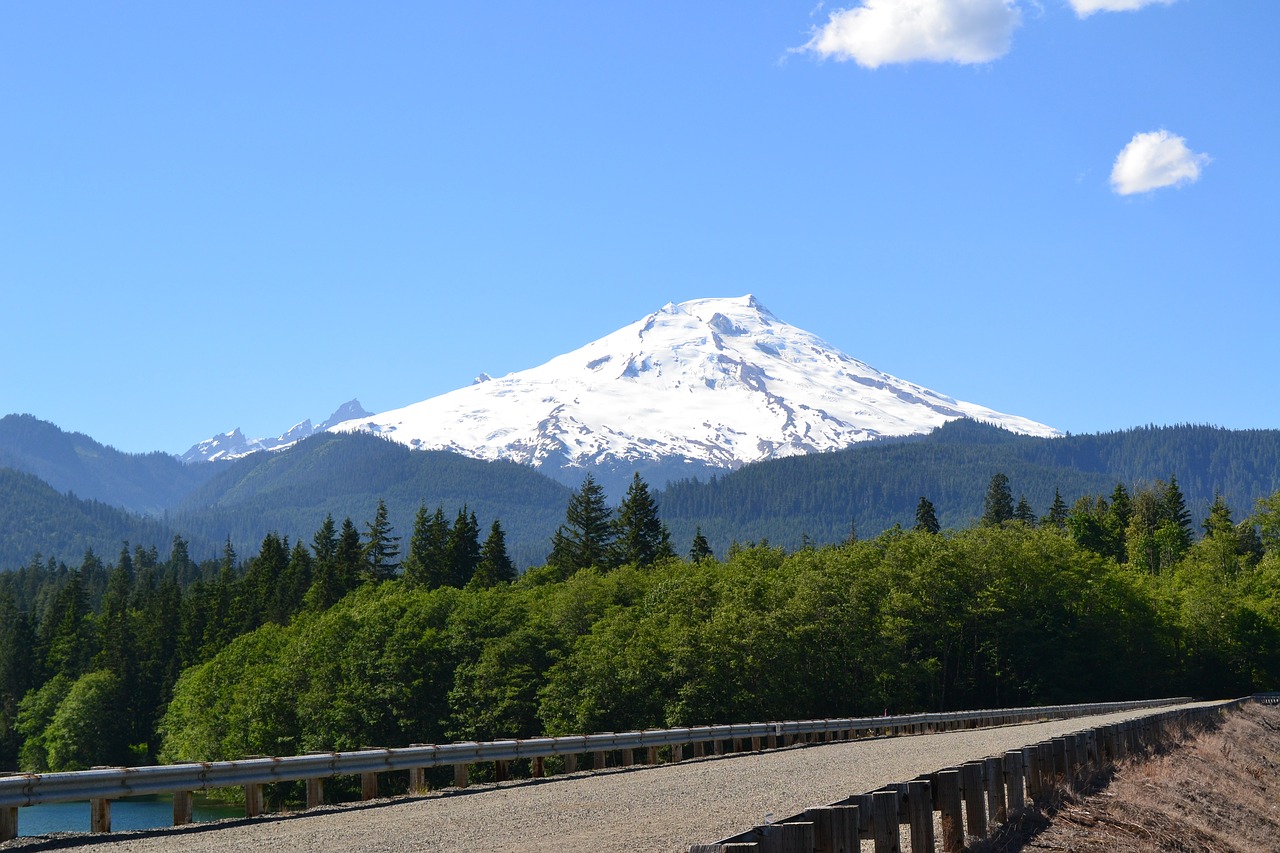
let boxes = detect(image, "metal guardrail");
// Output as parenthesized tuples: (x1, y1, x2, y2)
(0, 696, 1191, 839)
(1255, 692, 1280, 705)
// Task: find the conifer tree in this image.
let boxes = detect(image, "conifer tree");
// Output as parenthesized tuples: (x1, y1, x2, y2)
(334, 517, 364, 593)
(363, 499, 401, 582)
(1043, 489, 1069, 532)
(304, 514, 342, 611)
(1013, 495, 1037, 526)
(547, 474, 615, 577)
(1203, 492, 1235, 539)
(448, 507, 482, 587)
(1160, 476, 1193, 553)
(981, 473, 1014, 526)
(689, 527, 714, 561)
(612, 473, 674, 568)
(471, 519, 517, 587)
(914, 497, 940, 535)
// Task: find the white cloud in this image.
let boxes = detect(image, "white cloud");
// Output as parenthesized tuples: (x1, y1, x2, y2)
(801, 0, 1022, 68)
(1069, 0, 1176, 18)
(1110, 130, 1209, 195)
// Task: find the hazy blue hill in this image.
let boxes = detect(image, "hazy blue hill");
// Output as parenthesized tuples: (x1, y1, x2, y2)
(0, 467, 209, 568)
(174, 431, 574, 568)
(0, 414, 223, 515)
(657, 421, 1280, 554)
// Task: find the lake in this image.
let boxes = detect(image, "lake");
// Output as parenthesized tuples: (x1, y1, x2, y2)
(14, 795, 243, 837)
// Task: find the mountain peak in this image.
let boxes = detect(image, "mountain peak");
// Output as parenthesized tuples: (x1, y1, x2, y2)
(324, 296, 1059, 482)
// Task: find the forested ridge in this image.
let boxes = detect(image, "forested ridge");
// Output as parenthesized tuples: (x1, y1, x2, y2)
(3, 419, 1280, 571)
(3, 469, 1280, 802)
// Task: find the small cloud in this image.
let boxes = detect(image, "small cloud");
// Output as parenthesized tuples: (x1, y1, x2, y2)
(1110, 130, 1209, 195)
(1069, 0, 1176, 18)
(799, 0, 1022, 68)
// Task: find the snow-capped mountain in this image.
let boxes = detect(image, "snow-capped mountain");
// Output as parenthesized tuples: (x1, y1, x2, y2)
(320, 296, 1059, 475)
(181, 399, 372, 463)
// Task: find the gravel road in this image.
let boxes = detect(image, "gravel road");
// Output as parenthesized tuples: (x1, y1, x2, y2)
(3, 702, 1216, 853)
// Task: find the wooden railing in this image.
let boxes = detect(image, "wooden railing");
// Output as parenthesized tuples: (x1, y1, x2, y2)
(0, 696, 1191, 841)
(688, 698, 1247, 853)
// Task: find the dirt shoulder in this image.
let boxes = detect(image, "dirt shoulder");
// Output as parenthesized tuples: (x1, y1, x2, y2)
(998, 702, 1280, 853)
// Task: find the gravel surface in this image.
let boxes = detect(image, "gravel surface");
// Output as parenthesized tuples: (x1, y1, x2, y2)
(2, 703, 1218, 853)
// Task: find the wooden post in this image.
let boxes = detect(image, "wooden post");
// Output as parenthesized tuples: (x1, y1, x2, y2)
(984, 756, 1006, 824)
(1, 806, 17, 843)
(854, 793, 875, 839)
(593, 750, 607, 770)
(565, 753, 578, 774)
(907, 779, 934, 853)
(245, 783, 263, 818)
(173, 790, 194, 826)
(767, 733, 777, 750)
(1004, 750, 1025, 813)
(752, 736, 762, 752)
(694, 740, 706, 758)
(532, 756, 545, 778)
(494, 759, 510, 782)
(871, 791, 901, 853)
(362, 771, 379, 800)
(91, 798, 111, 834)
(307, 777, 326, 807)
(1021, 745, 1040, 801)
(960, 761, 986, 839)
(647, 746, 660, 765)
(453, 763, 469, 788)
(936, 769, 965, 853)
(777, 821, 816, 853)
(1051, 739, 1069, 787)
(805, 804, 859, 853)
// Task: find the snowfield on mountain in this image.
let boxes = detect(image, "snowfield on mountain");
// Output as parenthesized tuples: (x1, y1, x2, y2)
(317, 295, 1060, 472)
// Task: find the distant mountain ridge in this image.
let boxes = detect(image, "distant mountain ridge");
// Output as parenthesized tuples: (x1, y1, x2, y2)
(181, 399, 372, 463)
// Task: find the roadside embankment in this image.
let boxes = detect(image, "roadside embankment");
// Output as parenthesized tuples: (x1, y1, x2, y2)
(996, 701, 1280, 853)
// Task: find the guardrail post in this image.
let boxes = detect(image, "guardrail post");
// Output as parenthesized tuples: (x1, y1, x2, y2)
(960, 762, 986, 839)
(494, 759, 510, 782)
(983, 756, 1006, 823)
(694, 740, 706, 758)
(531, 756, 545, 778)
(778, 821, 816, 853)
(2, 806, 18, 841)
(453, 763, 469, 788)
(936, 769, 964, 853)
(593, 750, 607, 770)
(1003, 750, 1025, 812)
(307, 777, 325, 807)
(871, 790, 900, 852)
(362, 771, 379, 800)
(647, 746, 660, 765)
(906, 779, 934, 853)
(245, 783, 264, 818)
(1051, 738, 1069, 788)
(804, 804, 859, 853)
(91, 798, 111, 834)
(565, 753, 578, 773)
(173, 790, 194, 825)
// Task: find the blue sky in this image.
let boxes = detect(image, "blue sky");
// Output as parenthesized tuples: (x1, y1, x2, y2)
(2, 1, 1275, 455)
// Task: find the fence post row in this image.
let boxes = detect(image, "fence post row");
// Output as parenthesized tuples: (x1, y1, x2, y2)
(0, 696, 1206, 842)
(691, 699, 1245, 853)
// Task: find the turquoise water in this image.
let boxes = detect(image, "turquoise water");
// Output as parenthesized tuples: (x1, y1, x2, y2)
(15, 795, 243, 836)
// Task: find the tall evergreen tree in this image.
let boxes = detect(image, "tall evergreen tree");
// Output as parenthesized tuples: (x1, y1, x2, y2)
(335, 517, 366, 591)
(304, 514, 342, 611)
(471, 519, 517, 587)
(914, 497, 940, 535)
(448, 507, 482, 588)
(1203, 492, 1235, 539)
(547, 474, 615, 577)
(981, 473, 1014, 526)
(612, 473, 674, 568)
(363, 499, 401, 582)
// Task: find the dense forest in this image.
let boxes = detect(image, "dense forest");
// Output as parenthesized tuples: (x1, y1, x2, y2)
(3, 469, 1279, 799)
